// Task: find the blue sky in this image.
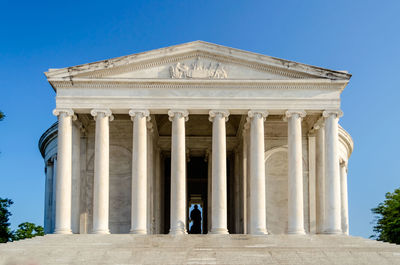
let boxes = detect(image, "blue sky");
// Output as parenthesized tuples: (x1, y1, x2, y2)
(0, 0, 399, 238)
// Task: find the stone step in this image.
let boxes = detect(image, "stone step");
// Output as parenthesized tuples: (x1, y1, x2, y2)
(1, 235, 399, 265)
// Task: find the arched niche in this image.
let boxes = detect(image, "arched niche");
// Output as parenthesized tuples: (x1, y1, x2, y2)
(87, 145, 132, 233)
(264, 145, 309, 234)
(265, 146, 288, 234)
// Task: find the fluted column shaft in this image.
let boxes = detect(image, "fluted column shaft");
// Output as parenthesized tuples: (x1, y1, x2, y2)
(323, 110, 342, 234)
(315, 122, 325, 233)
(129, 110, 150, 234)
(91, 109, 113, 234)
(168, 110, 188, 234)
(51, 157, 57, 233)
(209, 110, 229, 234)
(248, 110, 268, 235)
(242, 123, 249, 234)
(44, 159, 53, 234)
(340, 160, 349, 235)
(53, 109, 75, 234)
(285, 110, 306, 235)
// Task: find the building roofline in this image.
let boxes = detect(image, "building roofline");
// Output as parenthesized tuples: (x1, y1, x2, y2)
(38, 122, 58, 158)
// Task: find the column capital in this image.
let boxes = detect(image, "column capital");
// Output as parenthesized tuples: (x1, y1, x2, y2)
(323, 109, 343, 118)
(241, 120, 250, 137)
(53, 108, 77, 120)
(50, 154, 57, 162)
(168, 109, 189, 122)
(186, 148, 190, 162)
(209, 110, 230, 122)
(284, 110, 306, 121)
(46, 159, 53, 167)
(313, 117, 325, 130)
(248, 110, 269, 121)
(147, 121, 154, 133)
(308, 131, 316, 137)
(91, 109, 114, 121)
(204, 148, 211, 162)
(129, 109, 150, 121)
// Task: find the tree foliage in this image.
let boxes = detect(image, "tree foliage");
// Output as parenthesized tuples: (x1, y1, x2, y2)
(0, 198, 14, 243)
(371, 188, 400, 244)
(0, 198, 45, 243)
(0, 111, 4, 121)
(13, 222, 44, 241)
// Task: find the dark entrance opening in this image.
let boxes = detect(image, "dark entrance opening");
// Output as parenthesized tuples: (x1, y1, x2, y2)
(187, 157, 208, 234)
(162, 155, 209, 234)
(163, 156, 171, 234)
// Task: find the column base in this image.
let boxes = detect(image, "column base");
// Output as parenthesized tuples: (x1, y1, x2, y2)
(287, 229, 306, 235)
(323, 228, 342, 235)
(169, 228, 187, 235)
(54, 228, 72, 235)
(130, 229, 147, 235)
(92, 229, 110, 234)
(209, 228, 229, 235)
(250, 228, 268, 235)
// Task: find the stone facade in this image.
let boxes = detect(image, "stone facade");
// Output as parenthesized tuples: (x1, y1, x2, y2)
(39, 41, 353, 236)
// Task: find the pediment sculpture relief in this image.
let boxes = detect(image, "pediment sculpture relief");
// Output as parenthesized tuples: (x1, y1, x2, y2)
(170, 58, 227, 79)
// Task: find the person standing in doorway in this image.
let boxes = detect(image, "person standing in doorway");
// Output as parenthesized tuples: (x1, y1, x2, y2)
(189, 205, 202, 234)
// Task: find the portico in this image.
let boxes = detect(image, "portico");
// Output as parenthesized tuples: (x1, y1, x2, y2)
(39, 41, 353, 236)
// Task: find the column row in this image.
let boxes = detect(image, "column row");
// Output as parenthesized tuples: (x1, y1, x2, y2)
(52, 108, 343, 235)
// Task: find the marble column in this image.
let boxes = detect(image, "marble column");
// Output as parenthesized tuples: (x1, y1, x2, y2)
(340, 160, 349, 235)
(154, 147, 162, 234)
(44, 159, 53, 234)
(71, 122, 81, 234)
(323, 110, 343, 234)
(315, 121, 325, 233)
(147, 121, 155, 234)
(53, 108, 75, 234)
(168, 109, 189, 235)
(242, 123, 249, 234)
(206, 149, 212, 232)
(129, 110, 150, 234)
(91, 109, 113, 234)
(248, 110, 268, 235)
(285, 110, 306, 235)
(51, 156, 57, 233)
(209, 110, 230, 234)
(234, 148, 241, 234)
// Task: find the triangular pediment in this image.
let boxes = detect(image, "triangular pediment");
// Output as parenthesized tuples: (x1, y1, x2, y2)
(45, 41, 351, 81)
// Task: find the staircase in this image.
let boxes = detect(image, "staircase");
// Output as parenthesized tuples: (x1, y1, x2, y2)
(1, 234, 400, 264)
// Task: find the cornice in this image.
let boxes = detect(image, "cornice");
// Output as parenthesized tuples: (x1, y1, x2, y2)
(49, 78, 348, 90)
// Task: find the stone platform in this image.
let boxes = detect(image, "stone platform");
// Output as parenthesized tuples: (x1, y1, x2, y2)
(1, 235, 399, 265)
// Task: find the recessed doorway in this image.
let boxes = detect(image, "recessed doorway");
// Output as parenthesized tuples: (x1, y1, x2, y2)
(162, 156, 209, 234)
(187, 157, 208, 234)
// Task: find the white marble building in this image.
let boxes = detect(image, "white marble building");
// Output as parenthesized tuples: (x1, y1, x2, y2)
(39, 41, 353, 236)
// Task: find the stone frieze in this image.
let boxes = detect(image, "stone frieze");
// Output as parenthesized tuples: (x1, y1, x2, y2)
(170, 58, 227, 79)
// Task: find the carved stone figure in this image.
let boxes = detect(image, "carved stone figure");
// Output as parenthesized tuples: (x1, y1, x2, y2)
(170, 58, 228, 79)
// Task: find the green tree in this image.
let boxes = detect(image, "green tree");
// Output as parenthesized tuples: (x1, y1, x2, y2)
(0, 111, 4, 121)
(371, 188, 400, 244)
(13, 222, 44, 241)
(0, 198, 14, 243)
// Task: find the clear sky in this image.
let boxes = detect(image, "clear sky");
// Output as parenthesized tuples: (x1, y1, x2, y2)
(0, 0, 399, 239)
